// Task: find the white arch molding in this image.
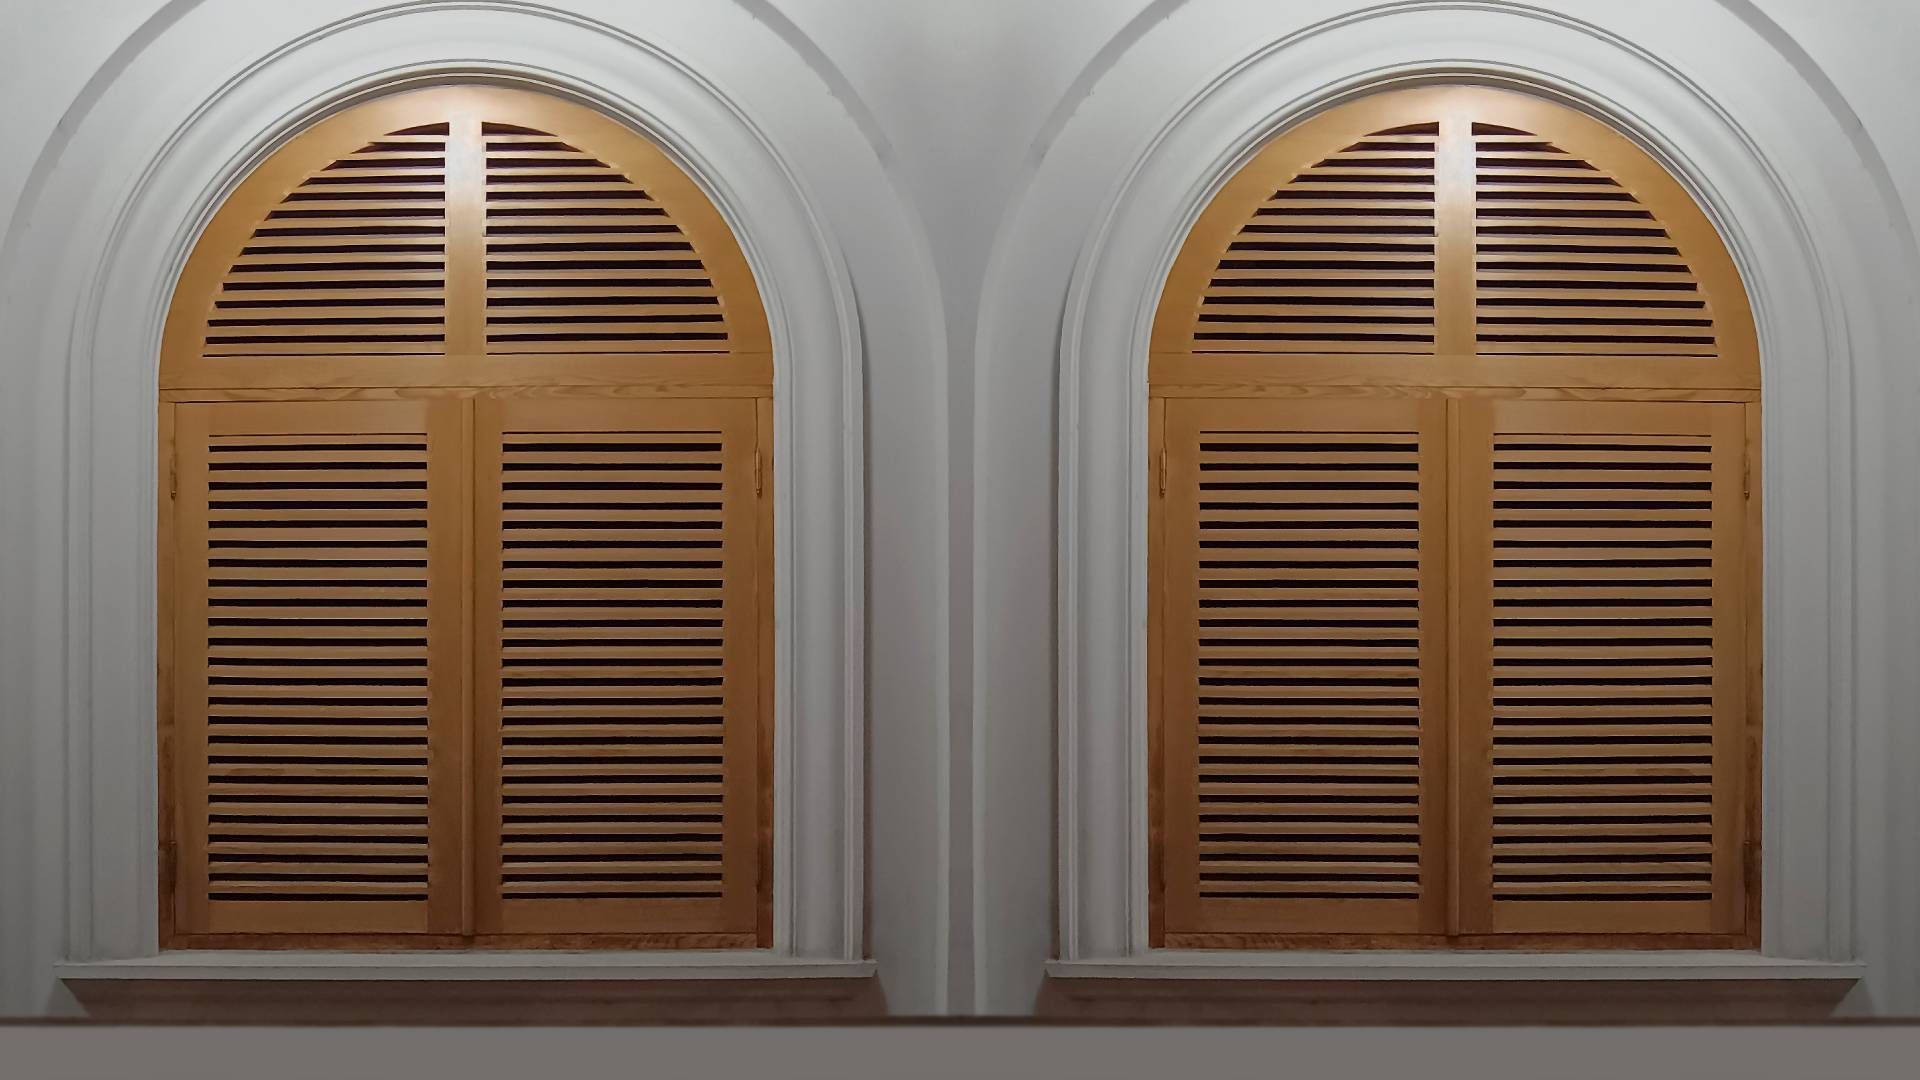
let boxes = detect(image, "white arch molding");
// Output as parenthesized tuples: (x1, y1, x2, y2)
(0, 0, 951, 1006)
(967, 1, 1918, 1009)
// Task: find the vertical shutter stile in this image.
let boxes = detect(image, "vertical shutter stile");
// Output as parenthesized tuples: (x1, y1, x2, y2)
(1471, 123, 1719, 358)
(443, 103, 487, 360)
(198, 125, 451, 359)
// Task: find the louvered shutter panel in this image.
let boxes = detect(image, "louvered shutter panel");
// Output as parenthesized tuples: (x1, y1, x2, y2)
(1452, 399, 1748, 934)
(1188, 121, 1439, 354)
(482, 123, 731, 354)
(201, 124, 450, 358)
(1158, 398, 1448, 938)
(1151, 86, 1757, 391)
(170, 400, 465, 935)
(473, 397, 764, 937)
(1471, 123, 1719, 358)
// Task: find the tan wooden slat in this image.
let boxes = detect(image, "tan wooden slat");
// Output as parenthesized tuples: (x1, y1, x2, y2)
(1155, 116, 1444, 357)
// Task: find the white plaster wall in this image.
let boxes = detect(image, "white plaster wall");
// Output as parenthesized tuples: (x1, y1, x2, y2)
(771, 1, 1155, 1010)
(1738, 0, 1920, 230)
(2, 0, 1917, 1017)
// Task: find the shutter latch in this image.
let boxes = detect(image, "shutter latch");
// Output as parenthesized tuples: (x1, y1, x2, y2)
(1158, 448, 1168, 498)
(754, 450, 763, 497)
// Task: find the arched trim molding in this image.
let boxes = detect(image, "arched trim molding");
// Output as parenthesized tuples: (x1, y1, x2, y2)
(1033, 1, 1914, 988)
(0, 1, 882, 983)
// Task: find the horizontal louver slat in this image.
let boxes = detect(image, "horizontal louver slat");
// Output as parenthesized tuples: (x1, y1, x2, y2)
(1472, 124, 1718, 357)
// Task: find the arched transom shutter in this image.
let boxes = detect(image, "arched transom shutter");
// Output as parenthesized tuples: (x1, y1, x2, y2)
(482, 122, 733, 354)
(1153, 86, 1757, 391)
(1470, 123, 1719, 358)
(1150, 86, 1757, 948)
(1190, 121, 1440, 354)
(162, 86, 772, 949)
(162, 86, 769, 391)
(202, 123, 451, 357)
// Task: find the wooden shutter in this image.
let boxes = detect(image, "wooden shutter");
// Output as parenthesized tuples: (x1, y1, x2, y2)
(199, 122, 450, 359)
(162, 85, 771, 392)
(1471, 121, 1719, 358)
(169, 400, 466, 936)
(472, 397, 765, 939)
(1452, 399, 1748, 935)
(1157, 398, 1448, 939)
(159, 86, 778, 948)
(482, 122, 732, 354)
(1147, 85, 1761, 947)
(1184, 120, 1440, 354)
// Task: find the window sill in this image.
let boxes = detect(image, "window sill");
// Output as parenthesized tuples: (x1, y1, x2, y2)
(57, 951, 876, 982)
(1045, 951, 1864, 982)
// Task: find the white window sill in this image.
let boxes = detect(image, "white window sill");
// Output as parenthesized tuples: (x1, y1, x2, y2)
(1046, 951, 1864, 982)
(57, 951, 877, 982)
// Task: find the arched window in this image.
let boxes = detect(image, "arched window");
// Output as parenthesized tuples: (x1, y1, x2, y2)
(160, 86, 772, 947)
(1148, 86, 1759, 947)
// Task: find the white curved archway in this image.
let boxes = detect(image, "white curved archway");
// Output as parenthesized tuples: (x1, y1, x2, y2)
(0, 0, 949, 1013)
(972, 0, 1920, 1013)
